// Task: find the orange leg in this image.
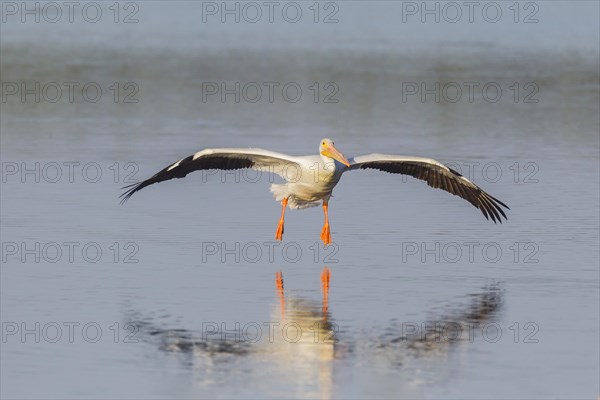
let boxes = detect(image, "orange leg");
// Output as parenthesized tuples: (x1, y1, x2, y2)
(321, 267, 331, 314)
(320, 201, 332, 245)
(275, 271, 285, 317)
(275, 198, 288, 241)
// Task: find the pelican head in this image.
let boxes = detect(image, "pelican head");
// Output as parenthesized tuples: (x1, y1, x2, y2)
(319, 138, 350, 167)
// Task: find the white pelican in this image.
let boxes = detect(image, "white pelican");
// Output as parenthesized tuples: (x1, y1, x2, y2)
(120, 138, 509, 244)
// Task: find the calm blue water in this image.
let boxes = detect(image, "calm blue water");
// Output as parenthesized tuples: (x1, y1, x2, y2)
(1, 1, 599, 398)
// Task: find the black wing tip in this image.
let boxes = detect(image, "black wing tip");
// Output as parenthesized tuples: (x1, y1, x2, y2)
(119, 182, 143, 205)
(488, 201, 508, 223)
(489, 194, 510, 210)
(121, 182, 138, 190)
(491, 197, 509, 222)
(478, 191, 510, 223)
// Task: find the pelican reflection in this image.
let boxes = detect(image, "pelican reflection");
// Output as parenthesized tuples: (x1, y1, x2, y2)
(373, 284, 504, 366)
(122, 267, 338, 398)
(123, 271, 502, 397)
(268, 268, 336, 398)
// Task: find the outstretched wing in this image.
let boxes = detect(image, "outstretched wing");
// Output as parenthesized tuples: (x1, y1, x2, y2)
(347, 154, 509, 223)
(120, 148, 300, 204)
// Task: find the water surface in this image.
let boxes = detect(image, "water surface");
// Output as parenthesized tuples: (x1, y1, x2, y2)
(1, 1, 599, 398)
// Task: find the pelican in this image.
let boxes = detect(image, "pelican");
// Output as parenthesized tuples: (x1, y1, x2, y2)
(120, 138, 509, 244)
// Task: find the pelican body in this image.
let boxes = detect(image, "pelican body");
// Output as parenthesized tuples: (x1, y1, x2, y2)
(270, 151, 344, 209)
(121, 139, 509, 244)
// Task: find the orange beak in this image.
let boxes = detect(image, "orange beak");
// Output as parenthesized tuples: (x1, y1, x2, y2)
(321, 144, 351, 167)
